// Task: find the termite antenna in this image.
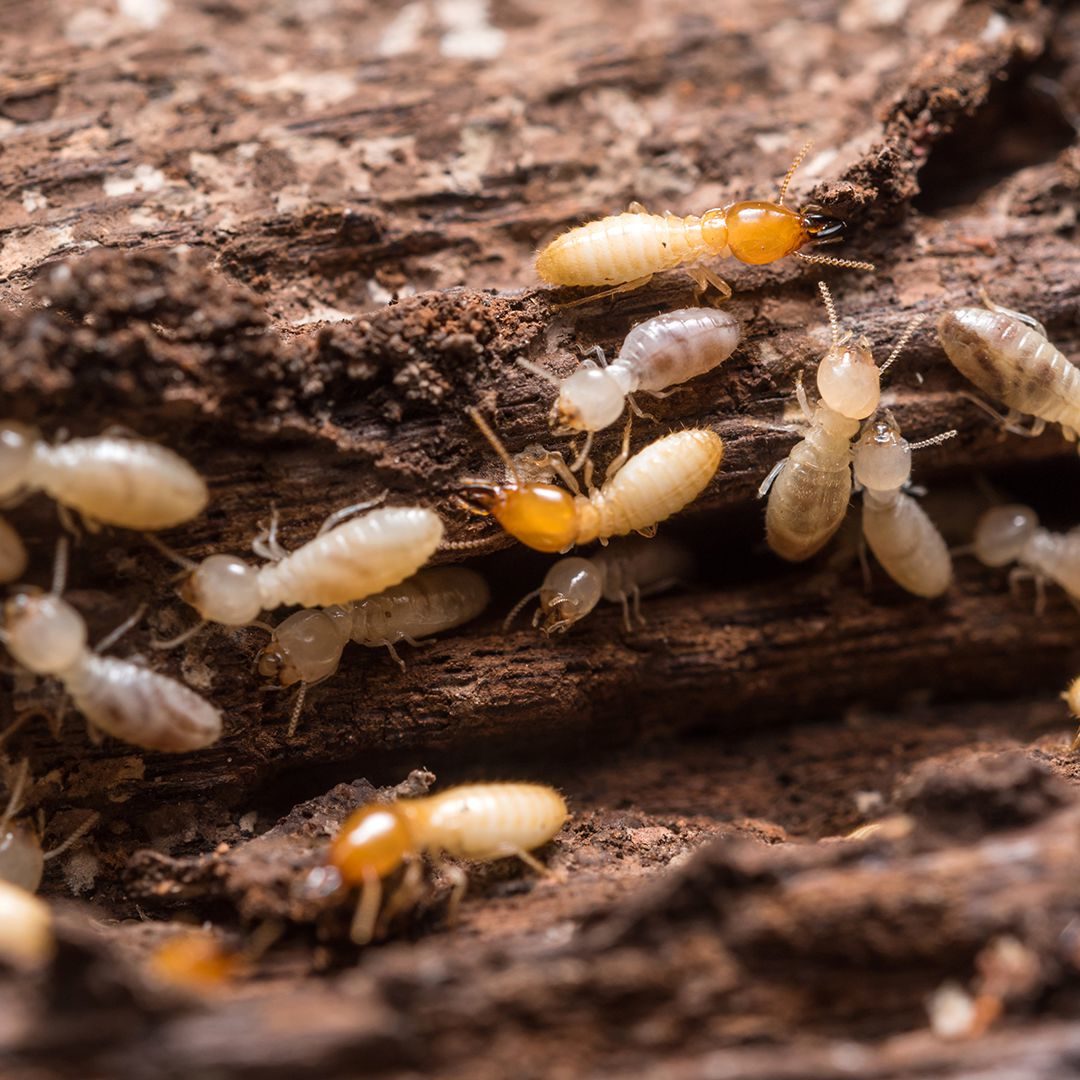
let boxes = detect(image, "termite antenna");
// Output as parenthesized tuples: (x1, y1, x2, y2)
(286, 682, 308, 740)
(94, 604, 148, 655)
(467, 407, 520, 482)
(502, 588, 542, 631)
(777, 140, 813, 206)
(42, 811, 99, 862)
(315, 491, 390, 537)
(50, 536, 70, 597)
(797, 251, 876, 272)
(152, 620, 208, 650)
(907, 429, 958, 452)
(817, 281, 841, 345)
(517, 357, 562, 388)
(0, 758, 29, 831)
(144, 534, 197, 572)
(879, 314, 926, 376)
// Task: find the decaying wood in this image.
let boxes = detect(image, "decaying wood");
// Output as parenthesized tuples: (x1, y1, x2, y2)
(1, 0, 1080, 1076)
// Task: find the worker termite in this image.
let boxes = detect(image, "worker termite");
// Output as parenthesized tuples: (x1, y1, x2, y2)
(535, 142, 874, 303)
(504, 536, 693, 633)
(760, 282, 922, 562)
(459, 409, 722, 552)
(937, 298, 1079, 443)
(971, 504, 1080, 612)
(522, 308, 739, 464)
(0, 515, 28, 584)
(0, 422, 208, 531)
(256, 566, 490, 737)
(156, 504, 444, 640)
(1, 540, 222, 752)
(324, 782, 568, 944)
(852, 414, 956, 598)
(0, 879, 53, 970)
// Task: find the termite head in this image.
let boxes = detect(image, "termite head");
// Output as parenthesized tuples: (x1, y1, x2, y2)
(3, 593, 86, 675)
(330, 804, 413, 884)
(552, 368, 625, 433)
(537, 557, 602, 633)
(0, 423, 36, 500)
(724, 201, 808, 265)
(853, 415, 910, 492)
(180, 555, 262, 626)
(460, 481, 579, 553)
(817, 337, 880, 419)
(973, 505, 1039, 567)
(257, 609, 346, 687)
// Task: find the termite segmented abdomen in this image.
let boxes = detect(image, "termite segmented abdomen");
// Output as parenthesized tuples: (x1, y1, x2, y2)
(406, 783, 568, 861)
(258, 507, 444, 610)
(615, 308, 740, 393)
(62, 655, 223, 752)
(577, 429, 723, 543)
(0, 516, 27, 584)
(862, 492, 951, 598)
(34, 437, 208, 530)
(765, 418, 858, 562)
(347, 566, 490, 646)
(536, 213, 708, 286)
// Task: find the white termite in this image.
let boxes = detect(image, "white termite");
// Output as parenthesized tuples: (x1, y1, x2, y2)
(158, 504, 445, 638)
(256, 566, 490, 737)
(852, 414, 956, 598)
(760, 282, 922, 562)
(505, 536, 694, 633)
(0, 422, 208, 530)
(1, 541, 222, 752)
(0, 879, 53, 969)
(971, 504, 1080, 612)
(0, 515, 28, 584)
(937, 297, 1079, 443)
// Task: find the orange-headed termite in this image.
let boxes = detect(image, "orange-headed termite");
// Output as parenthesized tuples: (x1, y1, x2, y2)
(0, 423, 207, 531)
(458, 409, 722, 552)
(326, 782, 568, 944)
(535, 142, 874, 303)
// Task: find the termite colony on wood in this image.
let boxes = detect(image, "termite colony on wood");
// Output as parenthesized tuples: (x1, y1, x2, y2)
(0, 139, 1077, 973)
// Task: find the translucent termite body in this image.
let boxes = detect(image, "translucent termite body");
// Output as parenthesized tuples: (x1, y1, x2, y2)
(0, 515, 28, 584)
(0, 422, 207, 530)
(258, 566, 490, 686)
(176, 507, 444, 627)
(763, 283, 917, 562)
(852, 415, 953, 598)
(3, 548, 222, 752)
(461, 410, 722, 553)
(328, 782, 568, 944)
(535, 143, 873, 302)
(509, 536, 693, 633)
(937, 302, 1079, 442)
(972, 504, 1080, 606)
(538, 309, 740, 435)
(0, 880, 53, 969)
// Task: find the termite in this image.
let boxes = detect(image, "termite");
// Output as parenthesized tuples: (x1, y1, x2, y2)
(325, 782, 568, 944)
(0, 515, 28, 584)
(1, 540, 222, 752)
(535, 142, 874, 303)
(523, 308, 739, 464)
(937, 297, 1078, 443)
(458, 409, 722, 552)
(0, 422, 207, 531)
(257, 566, 491, 737)
(760, 282, 921, 562)
(852, 413, 956, 598)
(971, 504, 1080, 613)
(505, 536, 693, 633)
(1064, 676, 1080, 752)
(156, 504, 444, 641)
(0, 879, 53, 969)
(149, 932, 249, 992)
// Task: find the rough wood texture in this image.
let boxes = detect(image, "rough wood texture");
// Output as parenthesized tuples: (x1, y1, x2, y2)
(1, 0, 1080, 1076)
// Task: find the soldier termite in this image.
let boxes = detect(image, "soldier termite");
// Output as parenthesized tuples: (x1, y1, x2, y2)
(504, 536, 694, 633)
(458, 409, 723, 553)
(971, 504, 1080, 613)
(0, 516, 27, 584)
(1, 540, 222, 752)
(521, 308, 739, 466)
(154, 504, 444, 642)
(256, 566, 491, 737)
(0, 423, 207, 531)
(760, 282, 922, 562)
(937, 298, 1079, 443)
(0, 759, 98, 892)
(852, 414, 957, 598)
(324, 782, 568, 944)
(535, 142, 874, 304)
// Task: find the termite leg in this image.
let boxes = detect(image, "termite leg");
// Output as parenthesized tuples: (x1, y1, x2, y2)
(635, 525, 658, 539)
(686, 264, 732, 303)
(795, 371, 813, 423)
(569, 430, 595, 475)
(376, 856, 425, 937)
(434, 856, 469, 926)
(495, 844, 553, 878)
(758, 460, 787, 499)
(350, 868, 384, 946)
(625, 394, 657, 422)
(604, 415, 635, 483)
(56, 504, 82, 541)
(382, 641, 406, 672)
(617, 592, 633, 632)
(631, 584, 644, 627)
(627, 201, 650, 214)
(531, 448, 582, 496)
(85, 719, 103, 746)
(252, 507, 288, 562)
(958, 392, 1046, 439)
(583, 346, 608, 369)
(554, 275, 654, 310)
(1008, 567, 1046, 615)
